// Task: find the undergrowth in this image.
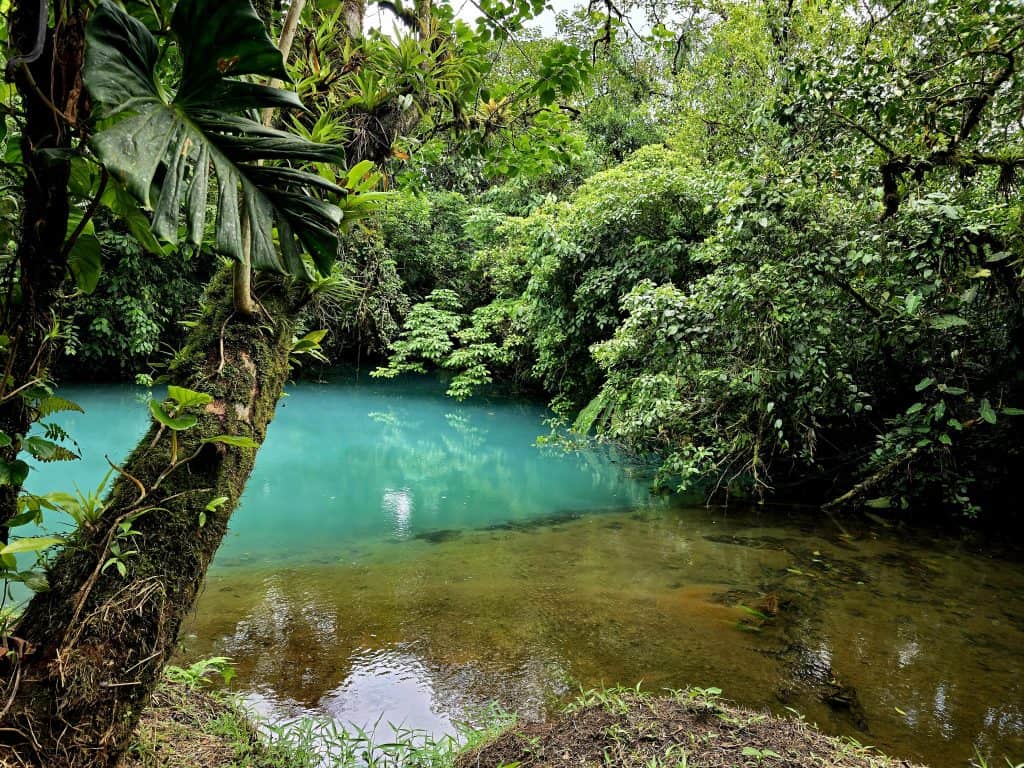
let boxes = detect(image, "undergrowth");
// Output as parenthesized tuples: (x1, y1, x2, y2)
(132, 665, 1023, 768)
(127, 660, 514, 768)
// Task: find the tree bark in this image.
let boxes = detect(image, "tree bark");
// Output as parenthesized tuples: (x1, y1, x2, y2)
(0, 269, 301, 768)
(259, 0, 308, 127)
(343, 0, 364, 41)
(0, 1, 88, 542)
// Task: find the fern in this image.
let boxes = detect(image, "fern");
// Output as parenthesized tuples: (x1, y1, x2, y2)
(35, 395, 85, 419)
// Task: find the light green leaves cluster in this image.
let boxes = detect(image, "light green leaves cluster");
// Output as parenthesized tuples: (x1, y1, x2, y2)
(148, 385, 259, 452)
(149, 385, 212, 432)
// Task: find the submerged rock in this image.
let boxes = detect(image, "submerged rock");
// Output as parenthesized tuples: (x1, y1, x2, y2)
(413, 528, 463, 544)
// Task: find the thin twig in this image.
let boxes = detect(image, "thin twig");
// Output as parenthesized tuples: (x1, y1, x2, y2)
(105, 455, 147, 506)
(60, 168, 109, 261)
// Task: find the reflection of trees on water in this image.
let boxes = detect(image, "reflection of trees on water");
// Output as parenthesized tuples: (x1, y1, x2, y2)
(217, 575, 341, 691)
(220, 383, 660, 563)
(719, 526, 1024, 764)
(348, 397, 655, 535)
(194, 567, 575, 731)
(193, 499, 1024, 765)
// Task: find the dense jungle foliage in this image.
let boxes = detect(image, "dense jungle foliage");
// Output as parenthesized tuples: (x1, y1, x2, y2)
(48, 0, 1021, 519)
(4, 0, 1019, 540)
(0, 0, 1019, 764)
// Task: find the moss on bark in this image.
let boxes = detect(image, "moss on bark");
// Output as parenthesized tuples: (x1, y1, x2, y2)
(0, 269, 301, 768)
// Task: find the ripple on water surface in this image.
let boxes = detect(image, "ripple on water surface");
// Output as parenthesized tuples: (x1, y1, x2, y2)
(26, 372, 1024, 766)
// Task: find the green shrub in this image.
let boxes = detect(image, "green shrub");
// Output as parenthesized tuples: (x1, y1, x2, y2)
(587, 177, 1024, 511)
(523, 144, 722, 411)
(63, 221, 212, 379)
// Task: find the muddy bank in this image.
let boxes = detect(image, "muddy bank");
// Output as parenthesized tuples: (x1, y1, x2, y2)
(458, 689, 922, 768)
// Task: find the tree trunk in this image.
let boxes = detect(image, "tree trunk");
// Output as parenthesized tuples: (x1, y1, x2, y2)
(0, 269, 300, 768)
(259, 0, 308, 127)
(343, 0, 364, 41)
(0, 1, 88, 542)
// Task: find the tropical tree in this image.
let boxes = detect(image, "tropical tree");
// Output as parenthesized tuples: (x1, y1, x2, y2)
(0, 0, 352, 764)
(0, 0, 91, 543)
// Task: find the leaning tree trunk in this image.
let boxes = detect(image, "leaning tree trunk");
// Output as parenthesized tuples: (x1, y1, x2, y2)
(0, 270, 300, 767)
(0, 1, 88, 541)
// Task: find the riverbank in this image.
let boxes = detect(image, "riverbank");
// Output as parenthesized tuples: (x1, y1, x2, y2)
(457, 687, 921, 768)
(127, 684, 922, 768)
(125, 683, 278, 768)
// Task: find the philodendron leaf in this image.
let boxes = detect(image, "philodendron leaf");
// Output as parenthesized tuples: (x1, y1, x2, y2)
(149, 400, 198, 431)
(167, 385, 214, 410)
(0, 459, 30, 487)
(83, 0, 345, 278)
(66, 209, 102, 294)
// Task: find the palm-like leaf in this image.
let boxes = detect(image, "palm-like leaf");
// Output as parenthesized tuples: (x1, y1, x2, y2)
(83, 0, 345, 277)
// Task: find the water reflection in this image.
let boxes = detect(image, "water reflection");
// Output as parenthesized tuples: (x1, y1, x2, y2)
(384, 489, 414, 540)
(209, 373, 659, 565)
(320, 649, 454, 734)
(181, 507, 1024, 766)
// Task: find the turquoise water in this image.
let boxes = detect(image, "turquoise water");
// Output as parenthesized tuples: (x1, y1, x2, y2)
(27, 371, 659, 561)
(18, 372, 1024, 766)
(214, 373, 659, 565)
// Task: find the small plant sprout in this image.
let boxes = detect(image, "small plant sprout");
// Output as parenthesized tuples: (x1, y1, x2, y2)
(164, 656, 237, 689)
(149, 385, 214, 464)
(200, 496, 229, 528)
(290, 329, 331, 366)
(742, 746, 781, 764)
(149, 385, 259, 474)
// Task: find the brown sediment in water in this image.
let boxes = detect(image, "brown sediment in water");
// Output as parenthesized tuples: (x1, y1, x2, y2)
(457, 692, 924, 768)
(180, 508, 1024, 766)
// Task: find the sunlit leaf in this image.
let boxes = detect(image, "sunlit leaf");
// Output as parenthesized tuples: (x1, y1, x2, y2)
(0, 536, 64, 556)
(149, 400, 198, 431)
(167, 385, 214, 409)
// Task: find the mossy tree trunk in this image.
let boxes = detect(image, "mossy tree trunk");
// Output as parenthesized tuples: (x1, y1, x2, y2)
(0, 270, 300, 768)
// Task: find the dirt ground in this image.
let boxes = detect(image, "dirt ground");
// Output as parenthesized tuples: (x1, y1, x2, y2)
(456, 690, 922, 768)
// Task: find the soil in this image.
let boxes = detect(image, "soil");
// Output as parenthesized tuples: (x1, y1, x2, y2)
(456, 692, 923, 768)
(111, 685, 925, 768)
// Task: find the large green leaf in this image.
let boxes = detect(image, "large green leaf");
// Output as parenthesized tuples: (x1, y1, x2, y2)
(167, 385, 214, 410)
(66, 209, 102, 294)
(149, 400, 199, 431)
(83, 0, 345, 277)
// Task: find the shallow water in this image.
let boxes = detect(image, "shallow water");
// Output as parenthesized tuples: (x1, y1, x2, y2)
(26, 372, 1024, 766)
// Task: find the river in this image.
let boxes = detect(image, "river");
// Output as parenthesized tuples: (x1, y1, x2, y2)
(23, 371, 1024, 766)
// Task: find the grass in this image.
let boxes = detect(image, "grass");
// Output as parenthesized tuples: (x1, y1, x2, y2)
(126, 674, 513, 768)
(128, 673, 941, 768)
(455, 686, 925, 768)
